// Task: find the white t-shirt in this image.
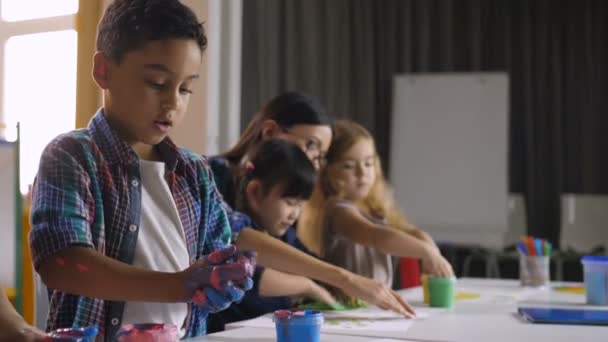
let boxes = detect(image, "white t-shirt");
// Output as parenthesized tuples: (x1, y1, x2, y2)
(121, 160, 190, 329)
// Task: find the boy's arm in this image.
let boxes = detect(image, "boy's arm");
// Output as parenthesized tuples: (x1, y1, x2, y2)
(38, 245, 250, 305)
(38, 246, 189, 302)
(235, 227, 415, 317)
(30, 140, 187, 302)
(258, 268, 335, 305)
(30, 143, 248, 306)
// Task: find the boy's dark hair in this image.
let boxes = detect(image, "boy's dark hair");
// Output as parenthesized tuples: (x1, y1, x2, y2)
(236, 139, 316, 212)
(223, 92, 333, 164)
(96, 0, 207, 63)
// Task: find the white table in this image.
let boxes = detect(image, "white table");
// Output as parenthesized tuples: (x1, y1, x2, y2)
(403, 278, 607, 342)
(189, 327, 415, 342)
(202, 278, 608, 342)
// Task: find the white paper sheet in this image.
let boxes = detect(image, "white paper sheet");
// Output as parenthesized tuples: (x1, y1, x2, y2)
(367, 339, 418, 342)
(323, 307, 431, 320)
(231, 308, 436, 337)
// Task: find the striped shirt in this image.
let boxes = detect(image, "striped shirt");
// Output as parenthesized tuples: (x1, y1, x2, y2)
(29, 109, 238, 340)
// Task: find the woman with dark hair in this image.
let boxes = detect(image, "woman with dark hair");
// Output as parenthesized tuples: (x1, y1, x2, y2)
(212, 92, 333, 208)
(209, 93, 415, 332)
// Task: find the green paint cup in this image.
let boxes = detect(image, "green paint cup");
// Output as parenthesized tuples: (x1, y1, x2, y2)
(428, 276, 456, 308)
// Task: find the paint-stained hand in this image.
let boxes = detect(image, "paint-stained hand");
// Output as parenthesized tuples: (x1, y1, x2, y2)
(182, 245, 256, 311)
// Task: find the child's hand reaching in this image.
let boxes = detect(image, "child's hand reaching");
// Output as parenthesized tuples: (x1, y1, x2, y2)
(341, 272, 415, 318)
(304, 280, 336, 306)
(0, 323, 47, 342)
(421, 250, 454, 278)
(180, 245, 256, 312)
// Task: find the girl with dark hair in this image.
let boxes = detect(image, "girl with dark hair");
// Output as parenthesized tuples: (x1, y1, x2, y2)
(208, 139, 335, 332)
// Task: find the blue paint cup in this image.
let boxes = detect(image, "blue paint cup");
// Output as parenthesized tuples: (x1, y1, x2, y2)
(47, 326, 98, 342)
(273, 309, 324, 342)
(582, 256, 608, 305)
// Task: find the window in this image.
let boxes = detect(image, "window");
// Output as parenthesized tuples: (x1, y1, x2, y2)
(1, 0, 78, 22)
(0, 1, 78, 193)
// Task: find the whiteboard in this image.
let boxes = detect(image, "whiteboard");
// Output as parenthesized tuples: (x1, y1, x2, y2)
(0, 140, 16, 287)
(389, 73, 509, 248)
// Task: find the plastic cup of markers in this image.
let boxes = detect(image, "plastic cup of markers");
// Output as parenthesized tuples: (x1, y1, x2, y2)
(582, 256, 608, 305)
(428, 276, 456, 308)
(273, 309, 324, 342)
(519, 255, 550, 287)
(47, 326, 98, 342)
(115, 323, 179, 342)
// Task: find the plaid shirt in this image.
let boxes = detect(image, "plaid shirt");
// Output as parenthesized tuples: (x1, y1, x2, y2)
(29, 110, 239, 340)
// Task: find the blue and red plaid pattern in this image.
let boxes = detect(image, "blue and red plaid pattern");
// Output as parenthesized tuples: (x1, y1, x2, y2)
(29, 109, 239, 340)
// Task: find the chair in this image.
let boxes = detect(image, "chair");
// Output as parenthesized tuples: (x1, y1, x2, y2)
(554, 194, 608, 281)
(461, 194, 526, 279)
(502, 193, 527, 247)
(560, 194, 608, 253)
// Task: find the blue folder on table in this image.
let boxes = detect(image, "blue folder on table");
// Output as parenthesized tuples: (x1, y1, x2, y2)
(518, 307, 608, 326)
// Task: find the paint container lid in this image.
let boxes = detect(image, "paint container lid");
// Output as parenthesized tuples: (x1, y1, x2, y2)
(115, 323, 179, 342)
(273, 309, 324, 326)
(582, 256, 608, 264)
(47, 326, 98, 342)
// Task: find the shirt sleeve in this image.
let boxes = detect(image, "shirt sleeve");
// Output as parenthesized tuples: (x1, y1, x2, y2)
(29, 138, 95, 269)
(199, 157, 236, 255)
(208, 156, 237, 208)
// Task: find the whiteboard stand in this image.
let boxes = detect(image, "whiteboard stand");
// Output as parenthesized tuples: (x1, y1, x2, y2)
(389, 73, 509, 250)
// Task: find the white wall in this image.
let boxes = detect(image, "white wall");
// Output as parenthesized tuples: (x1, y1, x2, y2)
(170, 0, 209, 154)
(390, 73, 509, 249)
(205, 0, 242, 155)
(0, 143, 16, 288)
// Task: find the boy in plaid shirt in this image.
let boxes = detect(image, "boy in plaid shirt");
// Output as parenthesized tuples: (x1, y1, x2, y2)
(29, 0, 254, 340)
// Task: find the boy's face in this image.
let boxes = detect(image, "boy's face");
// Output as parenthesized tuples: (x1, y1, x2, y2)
(247, 182, 304, 237)
(94, 39, 202, 157)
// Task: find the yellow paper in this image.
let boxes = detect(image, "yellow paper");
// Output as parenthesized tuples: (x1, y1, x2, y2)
(455, 291, 481, 301)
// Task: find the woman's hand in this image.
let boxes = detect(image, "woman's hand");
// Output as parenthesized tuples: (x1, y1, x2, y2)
(304, 280, 336, 306)
(340, 272, 415, 318)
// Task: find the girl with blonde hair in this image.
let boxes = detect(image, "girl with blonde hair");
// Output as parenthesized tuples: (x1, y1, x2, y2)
(299, 119, 453, 288)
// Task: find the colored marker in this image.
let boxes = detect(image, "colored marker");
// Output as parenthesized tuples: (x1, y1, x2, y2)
(535, 238, 543, 256)
(527, 236, 536, 256)
(517, 241, 527, 255)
